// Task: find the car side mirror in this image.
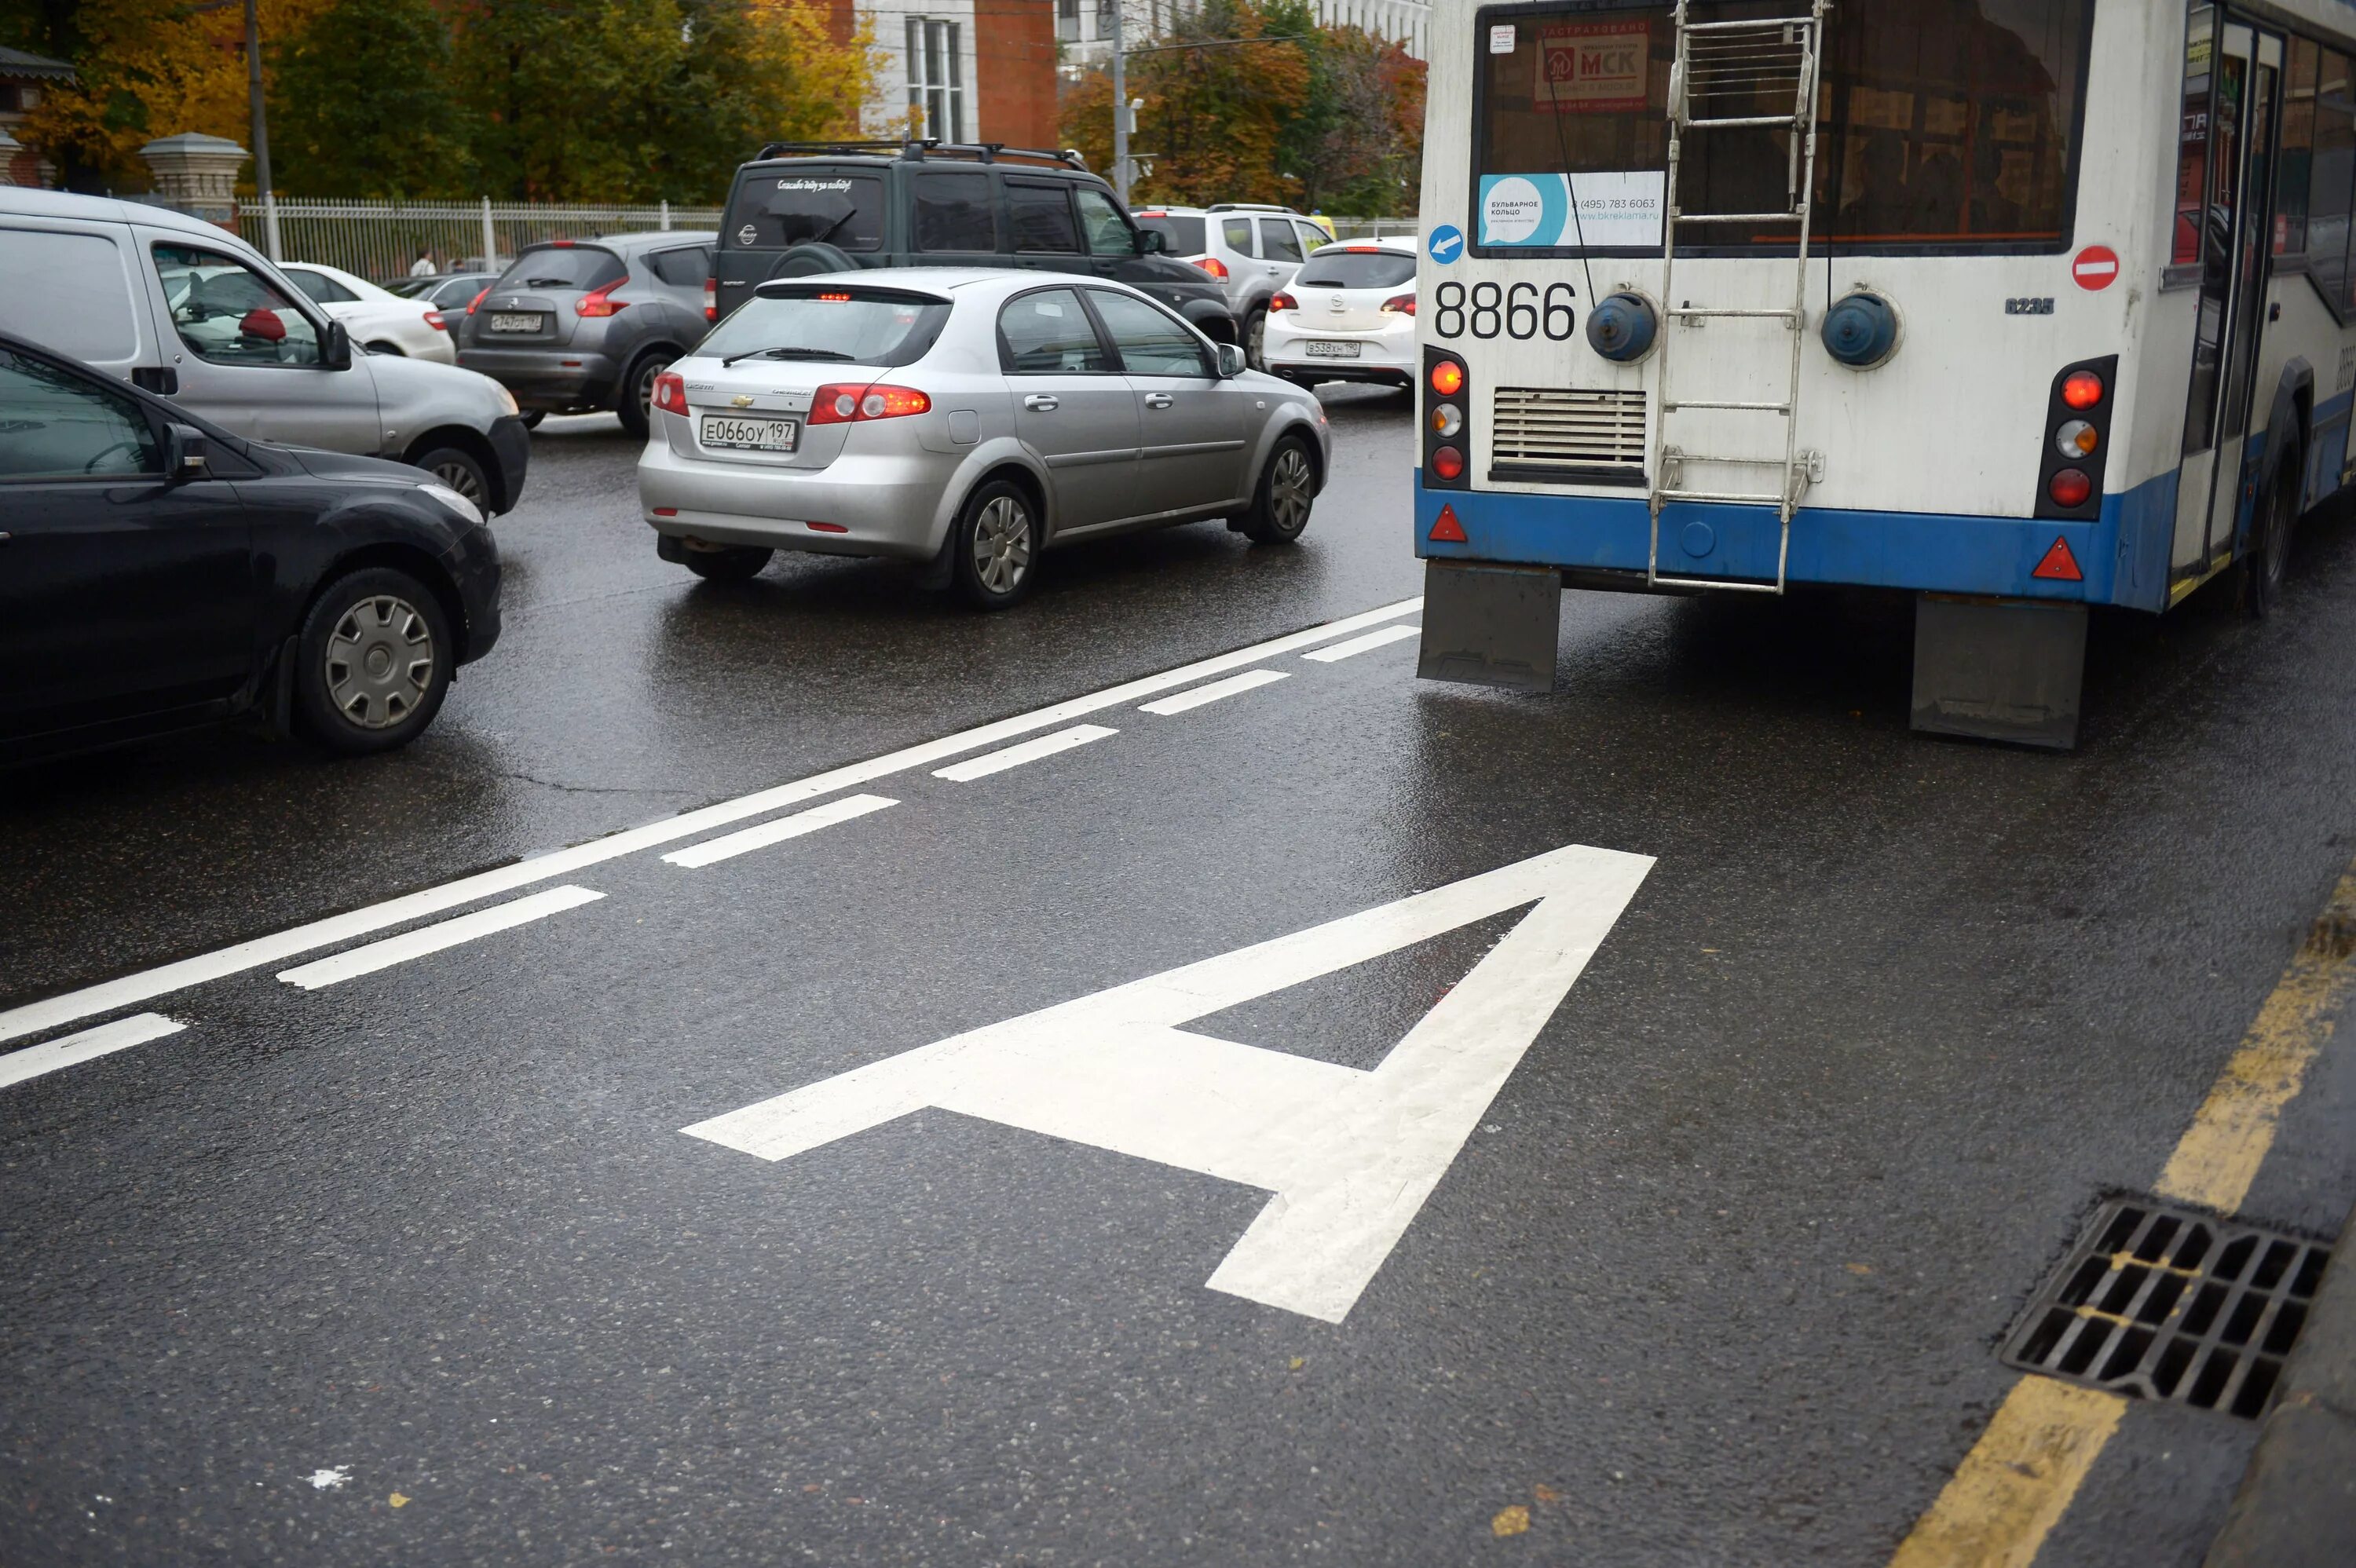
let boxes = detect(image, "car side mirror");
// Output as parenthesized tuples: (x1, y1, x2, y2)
(1136, 228, 1167, 255)
(165, 422, 210, 484)
(324, 318, 353, 369)
(1216, 342, 1246, 378)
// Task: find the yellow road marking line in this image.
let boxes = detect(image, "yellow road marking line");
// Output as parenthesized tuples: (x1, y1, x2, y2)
(1887, 859, 2356, 1566)
(1886, 1380, 2126, 1568)
(2157, 862, 2356, 1212)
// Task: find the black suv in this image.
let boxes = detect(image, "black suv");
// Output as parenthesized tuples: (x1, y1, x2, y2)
(712, 141, 1237, 345)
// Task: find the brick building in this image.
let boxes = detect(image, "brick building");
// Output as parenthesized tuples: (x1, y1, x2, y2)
(824, 0, 1059, 148)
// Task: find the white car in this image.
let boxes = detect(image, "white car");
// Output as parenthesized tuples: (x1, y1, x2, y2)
(280, 261, 458, 364)
(1262, 236, 1418, 390)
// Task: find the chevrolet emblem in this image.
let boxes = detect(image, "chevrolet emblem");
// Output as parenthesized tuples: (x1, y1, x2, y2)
(730, 393, 755, 408)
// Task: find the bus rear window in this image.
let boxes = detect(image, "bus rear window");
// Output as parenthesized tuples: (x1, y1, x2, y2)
(1474, 0, 2092, 252)
(1295, 249, 1419, 289)
(731, 172, 885, 252)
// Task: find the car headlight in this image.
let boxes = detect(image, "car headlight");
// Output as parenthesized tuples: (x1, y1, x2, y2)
(492, 382, 520, 417)
(419, 481, 485, 527)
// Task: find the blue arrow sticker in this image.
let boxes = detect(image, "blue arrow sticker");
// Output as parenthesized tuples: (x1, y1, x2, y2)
(1428, 225, 1465, 265)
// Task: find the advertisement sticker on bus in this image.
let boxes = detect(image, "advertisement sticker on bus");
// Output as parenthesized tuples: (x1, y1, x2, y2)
(1537, 20, 1651, 114)
(1478, 171, 1665, 249)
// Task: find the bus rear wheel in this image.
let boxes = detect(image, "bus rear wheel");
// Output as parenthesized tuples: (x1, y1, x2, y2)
(2244, 444, 2301, 620)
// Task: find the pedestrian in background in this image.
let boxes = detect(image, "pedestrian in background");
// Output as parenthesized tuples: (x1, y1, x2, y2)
(408, 247, 437, 277)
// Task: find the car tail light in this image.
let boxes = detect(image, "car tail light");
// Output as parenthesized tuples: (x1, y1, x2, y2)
(1195, 256, 1228, 280)
(1271, 291, 1298, 313)
(1424, 347, 1470, 491)
(1381, 293, 1415, 315)
(424, 310, 448, 331)
(576, 280, 627, 318)
(703, 276, 716, 323)
(2036, 356, 2116, 521)
(466, 287, 491, 316)
(652, 371, 689, 416)
(807, 382, 931, 424)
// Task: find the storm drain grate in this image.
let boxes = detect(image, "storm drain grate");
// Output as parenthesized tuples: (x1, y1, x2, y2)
(2000, 1198, 2333, 1420)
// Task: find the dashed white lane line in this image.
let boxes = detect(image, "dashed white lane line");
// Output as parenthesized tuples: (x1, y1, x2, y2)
(934, 724, 1118, 782)
(1301, 623, 1421, 663)
(664, 794, 899, 868)
(0, 1013, 185, 1091)
(0, 596, 1420, 1047)
(275, 886, 606, 991)
(1137, 667, 1292, 715)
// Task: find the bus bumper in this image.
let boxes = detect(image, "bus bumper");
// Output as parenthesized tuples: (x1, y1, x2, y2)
(1409, 469, 2176, 612)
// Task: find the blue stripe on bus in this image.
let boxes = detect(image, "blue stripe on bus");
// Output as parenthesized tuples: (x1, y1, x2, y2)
(1414, 469, 2182, 612)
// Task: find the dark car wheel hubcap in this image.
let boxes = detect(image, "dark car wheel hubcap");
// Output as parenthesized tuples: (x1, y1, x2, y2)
(434, 458, 485, 503)
(1270, 447, 1312, 533)
(638, 361, 667, 421)
(1249, 313, 1265, 367)
(971, 496, 1033, 595)
(325, 594, 435, 729)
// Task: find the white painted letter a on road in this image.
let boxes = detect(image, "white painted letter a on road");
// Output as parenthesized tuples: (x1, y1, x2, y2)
(683, 842, 1653, 1323)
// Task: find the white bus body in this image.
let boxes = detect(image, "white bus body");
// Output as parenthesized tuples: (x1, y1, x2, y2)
(1410, 0, 2356, 745)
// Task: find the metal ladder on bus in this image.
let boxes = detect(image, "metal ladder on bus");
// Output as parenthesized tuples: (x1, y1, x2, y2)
(1648, 0, 1830, 594)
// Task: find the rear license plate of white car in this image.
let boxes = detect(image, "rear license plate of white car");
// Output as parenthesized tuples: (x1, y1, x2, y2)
(1303, 340, 1362, 358)
(699, 415, 799, 452)
(488, 313, 543, 332)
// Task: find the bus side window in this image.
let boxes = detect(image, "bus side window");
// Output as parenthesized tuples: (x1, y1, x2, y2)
(2278, 38, 2320, 257)
(2312, 51, 2356, 313)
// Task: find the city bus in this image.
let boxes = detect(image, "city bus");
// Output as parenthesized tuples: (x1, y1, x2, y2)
(1410, 0, 2356, 747)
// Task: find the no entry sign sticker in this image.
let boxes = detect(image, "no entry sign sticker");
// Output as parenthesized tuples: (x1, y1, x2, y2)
(2072, 245, 2120, 291)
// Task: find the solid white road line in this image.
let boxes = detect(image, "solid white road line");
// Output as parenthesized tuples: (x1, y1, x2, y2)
(276, 886, 606, 991)
(0, 597, 1419, 1046)
(663, 794, 898, 868)
(934, 724, 1117, 782)
(0, 1013, 187, 1092)
(1302, 623, 1421, 663)
(1137, 667, 1291, 716)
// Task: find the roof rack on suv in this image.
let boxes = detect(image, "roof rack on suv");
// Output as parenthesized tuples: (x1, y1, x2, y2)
(752, 138, 1090, 171)
(1205, 203, 1297, 214)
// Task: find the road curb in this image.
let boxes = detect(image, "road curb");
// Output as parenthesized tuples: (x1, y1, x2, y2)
(2204, 1195, 2356, 1567)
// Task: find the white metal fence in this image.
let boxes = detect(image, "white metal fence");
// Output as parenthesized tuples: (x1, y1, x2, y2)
(200, 196, 1413, 285)
(248, 199, 723, 284)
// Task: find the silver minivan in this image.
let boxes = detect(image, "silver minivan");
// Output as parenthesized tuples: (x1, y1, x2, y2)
(0, 188, 531, 512)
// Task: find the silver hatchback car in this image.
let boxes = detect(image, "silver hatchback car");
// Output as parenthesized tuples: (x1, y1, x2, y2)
(638, 269, 1330, 607)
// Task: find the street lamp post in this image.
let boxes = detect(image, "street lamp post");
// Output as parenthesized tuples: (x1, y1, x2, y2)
(1110, 1, 1129, 204)
(243, 0, 280, 258)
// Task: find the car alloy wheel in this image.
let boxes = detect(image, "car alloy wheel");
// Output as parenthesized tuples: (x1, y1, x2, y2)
(636, 358, 664, 423)
(971, 494, 1033, 596)
(1247, 309, 1267, 370)
(1269, 444, 1313, 535)
(432, 455, 486, 504)
(324, 594, 437, 729)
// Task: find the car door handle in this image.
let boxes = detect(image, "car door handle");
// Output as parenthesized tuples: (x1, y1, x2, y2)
(1023, 394, 1059, 411)
(1143, 393, 1174, 409)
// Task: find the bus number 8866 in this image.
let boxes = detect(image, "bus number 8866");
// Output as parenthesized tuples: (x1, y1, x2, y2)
(1431, 280, 1577, 342)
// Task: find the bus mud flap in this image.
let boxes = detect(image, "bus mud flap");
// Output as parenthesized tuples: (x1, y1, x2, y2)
(1910, 594, 2087, 751)
(1417, 561, 1560, 693)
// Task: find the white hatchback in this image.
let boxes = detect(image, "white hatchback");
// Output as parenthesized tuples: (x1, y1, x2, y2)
(1261, 237, 1418, 391)
(280, 261, 459, 364)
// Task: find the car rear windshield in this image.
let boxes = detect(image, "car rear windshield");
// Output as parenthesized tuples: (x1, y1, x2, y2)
(1294, 249, 1418, 288)
(730, 171, 887, 252)
(1475, 0, 2092, 252)
(1136, 214, 1207, 254)
(698, 287, 951, 367)
(495, 245, 626, 292)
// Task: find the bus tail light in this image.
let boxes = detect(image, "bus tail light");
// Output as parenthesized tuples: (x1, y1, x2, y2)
(1423, 347, 1470, 491)
(2034, 355, 2116, 522)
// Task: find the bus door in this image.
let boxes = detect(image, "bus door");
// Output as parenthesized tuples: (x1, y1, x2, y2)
(2175, 17, 2282, 572)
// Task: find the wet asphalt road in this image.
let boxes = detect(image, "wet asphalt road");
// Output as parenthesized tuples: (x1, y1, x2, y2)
(5, 389, 2356, 1566)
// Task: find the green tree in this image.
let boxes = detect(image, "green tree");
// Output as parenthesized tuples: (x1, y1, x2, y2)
(273, 0, 467, 197)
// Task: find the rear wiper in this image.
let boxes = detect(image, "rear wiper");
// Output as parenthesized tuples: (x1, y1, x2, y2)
(521, 276, 573, 287)
(719, 345, 856, 367)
